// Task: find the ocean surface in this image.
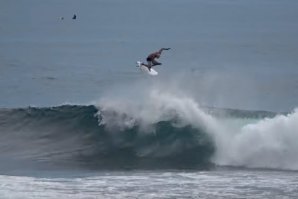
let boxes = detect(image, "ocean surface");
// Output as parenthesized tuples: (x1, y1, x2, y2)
(1, 0, 298, 198)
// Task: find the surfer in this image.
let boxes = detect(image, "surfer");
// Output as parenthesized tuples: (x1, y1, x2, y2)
(142, 48, 170, 71)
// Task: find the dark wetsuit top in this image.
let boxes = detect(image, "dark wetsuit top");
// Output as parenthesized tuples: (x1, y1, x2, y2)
(146, 52, 161, 61)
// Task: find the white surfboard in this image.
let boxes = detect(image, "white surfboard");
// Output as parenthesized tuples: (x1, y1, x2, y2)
(136, 61, 158, 76)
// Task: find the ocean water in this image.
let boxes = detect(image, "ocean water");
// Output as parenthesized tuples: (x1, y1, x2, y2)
(1, 0, 298, 198)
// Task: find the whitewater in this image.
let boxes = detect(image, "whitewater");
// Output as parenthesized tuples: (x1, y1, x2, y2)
(97, 87, 298, 171)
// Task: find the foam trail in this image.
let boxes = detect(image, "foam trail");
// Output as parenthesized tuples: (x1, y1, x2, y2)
(214, 109, 298, 170)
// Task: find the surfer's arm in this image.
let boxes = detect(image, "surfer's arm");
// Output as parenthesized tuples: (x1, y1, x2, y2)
(158, 48, 171, 53)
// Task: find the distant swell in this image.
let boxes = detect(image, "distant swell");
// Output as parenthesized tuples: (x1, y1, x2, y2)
(0, 105, 215, 170)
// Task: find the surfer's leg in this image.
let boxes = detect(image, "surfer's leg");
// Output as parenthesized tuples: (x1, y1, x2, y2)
(152, 60, 161, 66)
(146, 60, 152, 71)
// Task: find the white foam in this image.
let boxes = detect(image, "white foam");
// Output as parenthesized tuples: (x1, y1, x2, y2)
(97, 87, 219, 135)
(214, 109, 298, 170)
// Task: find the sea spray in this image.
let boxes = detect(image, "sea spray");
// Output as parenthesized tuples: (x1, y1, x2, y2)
(96, 89, 220, 167)
(97, 89, 220, 134)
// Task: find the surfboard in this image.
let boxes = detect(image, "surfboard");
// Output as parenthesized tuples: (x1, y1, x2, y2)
(136, 61, 158, 76)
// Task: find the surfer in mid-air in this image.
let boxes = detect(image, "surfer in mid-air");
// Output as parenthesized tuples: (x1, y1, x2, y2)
(141, 48, 171, 71)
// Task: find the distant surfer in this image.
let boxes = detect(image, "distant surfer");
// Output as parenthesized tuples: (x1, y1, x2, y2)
(141, 48, 171, 71)
(72, 14, 77, 20)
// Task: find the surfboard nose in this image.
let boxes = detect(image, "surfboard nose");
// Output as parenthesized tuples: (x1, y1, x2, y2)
(136, 61, 142, 67)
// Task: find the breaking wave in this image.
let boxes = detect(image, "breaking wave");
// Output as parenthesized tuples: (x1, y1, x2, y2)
(0, 90, 297, 171)
(0, 97, 215, 170)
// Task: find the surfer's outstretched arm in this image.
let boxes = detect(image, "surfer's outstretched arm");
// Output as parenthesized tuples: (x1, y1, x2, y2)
(158, 48, 171, 54)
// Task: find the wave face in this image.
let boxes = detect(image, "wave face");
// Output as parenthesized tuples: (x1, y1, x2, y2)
(1, 89, 297, 171)
(0, 103, 214, 170)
